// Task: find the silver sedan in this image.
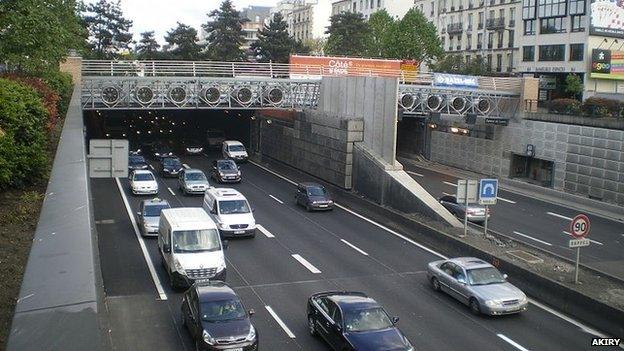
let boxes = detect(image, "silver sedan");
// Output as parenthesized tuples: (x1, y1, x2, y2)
(426, 257, 528, 315)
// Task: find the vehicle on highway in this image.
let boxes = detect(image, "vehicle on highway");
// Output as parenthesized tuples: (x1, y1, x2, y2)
(160, 156, 183, 178)
(211, 159, 241, 183)
(222, 140, 248, 163)
(426, 257, 528, 315)
(128, 154, 148, 171)
(129, 140, 142, 155)
(202, 188, 256, 238)
(158, 208, 227, 289)
(182, 138, 204, 155)
(182, 280, 258, 351)
(206, 129, 226, 149)
(438, 195, 490, 223)
(152, 141, 174, 160)
(178, 169, 210, 195)
(129, 170, 158, 195)
(307, 291, 414, 351)
(137, 198, 171, 236)
(295, 182, 334, 211)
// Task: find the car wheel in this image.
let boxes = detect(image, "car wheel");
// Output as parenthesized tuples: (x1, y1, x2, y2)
(431, 277, 441, 291)
(308, 316, 317, 336)
(469, 298, 481, 315)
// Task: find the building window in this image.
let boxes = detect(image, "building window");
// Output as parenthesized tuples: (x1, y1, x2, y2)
(524, 19, 536, 34)
(488, 32, 494, 48)
(468, 13, 473, 27)
(508, 29, 514, 47)
(378, 0, 382, 7)
(467, 33, 472, 48)
(478, 32, 483, 47)
(510, 7, 516, 24)
(487, 54, 493, 70)
(539, 44, 565, 61)
(523, 0, 536, 19)
(478, 11, 484, 28)
(569, 0, 585, 14)
(353, 1, 357, 11)
(537, 0, 567, 17)
(431, 1, 435, 15)
(523, 45, 535, 61)
(571, 15, 586, 31)
(496, 54, 502, 72)
(569, 43, 584, 61)
(540, 17, 567, 33)
(497, 31, 503, 48)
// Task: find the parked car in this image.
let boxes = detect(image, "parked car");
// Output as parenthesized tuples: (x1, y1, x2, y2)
(206, 129, 226, 149)
(128, 154, 148, 171)
(211, 159, 241, 183)
(202, 188, 256, 238)
(181, 138, 204, 155)
(295, 182, 334, 211)
(160, 156, 183, 178)
(307, 291, 414, 351)
(181, 280, 258, 351)
(439, 195, 490, 223)
(152, 141, 174, 160)
(178, 169, 210, 195)
(426, 257, 528, 315)
(129, 170, 158, 195)
(137, 198, 171, 236)
(222, 140, 248, 162)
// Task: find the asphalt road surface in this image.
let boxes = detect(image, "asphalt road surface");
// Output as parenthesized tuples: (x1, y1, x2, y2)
(92, 151, 619, 351)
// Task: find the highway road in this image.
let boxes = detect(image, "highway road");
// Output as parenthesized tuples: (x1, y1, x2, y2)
(92, 151, 618, 351)
(402, 162, 624, 280)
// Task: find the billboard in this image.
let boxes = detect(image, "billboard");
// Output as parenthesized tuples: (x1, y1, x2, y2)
(590, 48, 624, 80)
(590, 0, 624, 38)
(289, 55, 419, 80)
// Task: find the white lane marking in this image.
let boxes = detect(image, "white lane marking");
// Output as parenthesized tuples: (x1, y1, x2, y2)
(547, 212, 573, 221)
(562, 231, 604, 245)
(256, 224, 275, 238)
(406, 170, 424, 177)
(497, 196, 516, 204)
(442, 192, 454, 196)
(149, 164, 155, 170)
(497, 334, 530, 351)
(340, 239, 369, 256)
(182, 163, 190, 169)
(114, 178, 167, 300)
(513, 231, 553, 246)
(167, 187, 175, 196)
(16, 293, 35, 304)
(265, 306, 296, 338)
(291, 254, 322, 274)
(443, 181, 458, 187)
(248, 160, 615, 338)
(269, 195, 284, 204)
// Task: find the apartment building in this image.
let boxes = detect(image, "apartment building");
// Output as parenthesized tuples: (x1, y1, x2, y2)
(240, 6, 272, 52)
(285, 1, 333, 41)
(332, 0, 351, 15)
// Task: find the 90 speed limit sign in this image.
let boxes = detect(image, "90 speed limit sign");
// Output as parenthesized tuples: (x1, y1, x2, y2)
(570, 214, 590, 238)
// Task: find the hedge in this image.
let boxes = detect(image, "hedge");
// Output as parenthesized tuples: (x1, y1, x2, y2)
(549, 97, 624, 118)
(2, 74, 60, 131)
(39, 70, 73, 117)
(548, 98, 581, 115)
(0, 78, 49, 189)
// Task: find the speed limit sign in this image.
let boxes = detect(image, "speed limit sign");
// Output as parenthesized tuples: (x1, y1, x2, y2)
(570, 214, 590, 238)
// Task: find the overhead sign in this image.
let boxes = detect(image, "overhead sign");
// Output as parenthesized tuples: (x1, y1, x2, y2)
(570, 214, 591, 238)
(433, 73, 479, 88)
(456, 179, 479, 204)
(590, 49, 624, 80)
(569, 238, 591, 248)
(484, 117, 509, 126)
(288, 55, 419, 81)
(478, 179, 498, 205)
(590, 0, 624, 38)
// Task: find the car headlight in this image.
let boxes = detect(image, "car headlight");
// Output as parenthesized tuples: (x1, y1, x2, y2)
(202, 329, 216, 345)
(237, 171, 241, 176)
(216, 260, 227, 272)
(519, 295, 528, 303)
(245, 325, 256, 341)
(173, 258, 185, 274)
(155, 152, 160, 156)
(164, 168, 171, 172)
(485, 300, 501, 307)
(219, 172, 225, 177)
(217, 222, 228, 229)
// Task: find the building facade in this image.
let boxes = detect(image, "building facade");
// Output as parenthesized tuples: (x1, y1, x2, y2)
(240, 6, 272, 53)
(286, 1, 333, 41)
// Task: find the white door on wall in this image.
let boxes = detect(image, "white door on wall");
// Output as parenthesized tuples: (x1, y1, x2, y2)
(88, 139, 128, 178)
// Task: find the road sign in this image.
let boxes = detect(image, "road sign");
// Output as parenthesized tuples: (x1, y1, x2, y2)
(456, 180, 478, 204)
(569, 238, 590, 248)
(478, 179, 498, 205)
(570, 214, 591, 238)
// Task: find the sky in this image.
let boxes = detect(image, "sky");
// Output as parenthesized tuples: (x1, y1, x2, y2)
(85, 0, 279, 44)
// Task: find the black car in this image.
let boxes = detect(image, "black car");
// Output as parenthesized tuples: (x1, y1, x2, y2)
(211, 159, 241, 183)
(160, 156, 183, 177)
(182, 280, 258, 351)
(128, 154, 148, 171)
(307, 291, 414, 351)
(181, 138, 204, 155)
(152, 141, 174, 160)
(295, 182, 334, 211)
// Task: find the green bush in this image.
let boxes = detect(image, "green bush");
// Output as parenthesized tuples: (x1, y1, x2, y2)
(581, 97, 623, 118)
(39, 70, 73, 116)
(549, 98, 581, 115)
(0, 78, 49, 189)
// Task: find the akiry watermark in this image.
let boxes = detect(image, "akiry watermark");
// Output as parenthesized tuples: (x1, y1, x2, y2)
(591, 338, 621, 347)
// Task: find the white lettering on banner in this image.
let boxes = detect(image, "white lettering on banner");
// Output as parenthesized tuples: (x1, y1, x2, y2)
(433, 73, 479, 88)
(591, 338, 621, 346)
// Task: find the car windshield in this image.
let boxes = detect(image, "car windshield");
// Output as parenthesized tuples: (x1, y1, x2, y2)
(218, 200, 250, 214)
(228, 145, 245, 152)
(208, 131, 224, 138)
(344, 307, 393, 332)
(129, 155, 145, 164)
(218, 161, 237, 170)
(466, 267, 506, 285)
(186, 172, 206, 181)
(200, 299, 246, 322)
(164, 158, 181, 167)
(134, 173, 154, 181)
(307, 186, 327, 197)
(172, 229, 220, 253)
(143, 204, 169, 217)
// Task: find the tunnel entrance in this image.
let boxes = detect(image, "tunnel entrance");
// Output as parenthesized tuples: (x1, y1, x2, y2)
(396, 117, 431, 159)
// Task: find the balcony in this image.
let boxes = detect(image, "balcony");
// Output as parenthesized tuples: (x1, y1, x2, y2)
(469, 3, 473, 8)
(509, 19, 515, 27)
(477, 43, 483, 49)
(478, 22, 484, 29)
(486, 17, 506, 30)
(448, 46, 454, 51)
(496, 66, 502, 72)
(451, 5, 455, 11)
(467, 45, 472, 50)
(441, 7, 447, 13)
(467, 25, 473, 31)
(497, 42, 503, 48)
(457, 45, 462, 50)
(447, 23, 464, 34)
(459, 5, 464, 9)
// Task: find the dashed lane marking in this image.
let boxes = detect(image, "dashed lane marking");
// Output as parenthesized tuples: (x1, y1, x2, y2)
(167, 187, 175, 196)
(257, 224, 275, 238)
(340, 239, 369, 256)
(406, 170, 424, 177)
(291, 254, 321, 274)
(513, 231, 553, 246)
(265, 306, 296, 338)
(547, 212, 573, 221)
(269, 195, 284, 204)
(497, 334, 530, 351)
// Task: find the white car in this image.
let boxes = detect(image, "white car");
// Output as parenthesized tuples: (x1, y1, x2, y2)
(222, 140, 248, 163)
(202, 188, 256, 238)
(130, 170, 159, 195)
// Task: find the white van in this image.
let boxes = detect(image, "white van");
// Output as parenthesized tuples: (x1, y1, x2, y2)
(202, 188, 256, 238)
(222, 140, 248, 162)
(158, 207, 227, 289)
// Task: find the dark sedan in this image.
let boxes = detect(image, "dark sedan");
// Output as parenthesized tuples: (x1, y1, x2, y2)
(296, 182, 334, 211)
(160, 156, 183, 178)
(128, 154, 148, 171)
(182, 280, 258, 351)
(181, 138, 204, 155)
(439, 195, 490, 223)
(307, 291, 414, 351)
(152, 141, 174, 160)
(211, 159, 241, 183)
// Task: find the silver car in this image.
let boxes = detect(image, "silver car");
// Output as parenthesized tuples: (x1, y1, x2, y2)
(439, 195, 490, 223)
(178, 168, 210, 195)
(137, 198, 171, 236)
(426, 257, 528, 315)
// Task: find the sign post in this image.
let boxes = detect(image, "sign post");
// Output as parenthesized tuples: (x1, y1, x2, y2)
(478, 179, 498, 236)
(456, 180, 478, 237)
(569, 214, 591, 284)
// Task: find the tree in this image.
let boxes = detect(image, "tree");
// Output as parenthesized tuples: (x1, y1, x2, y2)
(204, 0, 247, 61)
(432, 54, 465, 73)
(0, 0, 84, 72)
(251, 13, 293, 63)
(325, 12, 371, 56)
(83, 0, 133, 59)
(565, 74, 583, 99)
(164, 23, 203, 60)
(366, 10, 395, 58)
(386, 9, 442, 64)
(136, 31, 160, 59)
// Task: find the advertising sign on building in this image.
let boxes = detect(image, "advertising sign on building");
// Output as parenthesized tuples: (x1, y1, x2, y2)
(432, 73, 479, 88)
(590, 48, 624, 80)
(288, 55, 419, 80)
(590, 0, 624, 38)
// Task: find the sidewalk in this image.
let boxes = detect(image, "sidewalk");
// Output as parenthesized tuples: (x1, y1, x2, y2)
(397, 154, 624, 223)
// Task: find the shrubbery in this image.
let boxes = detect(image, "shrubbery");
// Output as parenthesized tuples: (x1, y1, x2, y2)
(548, 98, 581, 115)
(549, 97, 624, 118)
(2, 74, 60, 131)
(40, 70, 73, 116)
